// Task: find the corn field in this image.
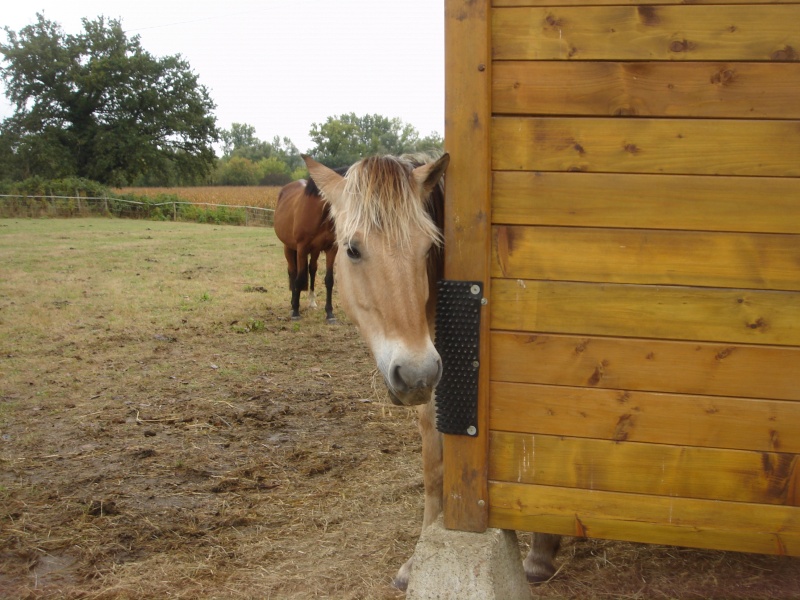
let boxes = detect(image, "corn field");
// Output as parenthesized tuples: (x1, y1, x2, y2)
(116, 186, 282, 210)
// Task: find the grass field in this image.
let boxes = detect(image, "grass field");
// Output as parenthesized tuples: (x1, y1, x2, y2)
(115, 186, 283, 210)
(0, 217, 420, 599)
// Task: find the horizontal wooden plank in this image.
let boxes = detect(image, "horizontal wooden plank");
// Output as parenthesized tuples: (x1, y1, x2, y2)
(489, 482, 800, 556)
(490, 382, 800, 452)
(492, 117, 800, 176)
(489, 433, 800, 505)
(492, 171, 800, 234)
(492, 226, 800, 291)
(493, 61, 800, 119)
(490, 332, 800, 401)
(493, 6, 800, 61)
(491, 279, 800, 345)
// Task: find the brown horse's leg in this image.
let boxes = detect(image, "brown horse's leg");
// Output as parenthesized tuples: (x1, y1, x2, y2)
(291, 243, 311, 320)
(394, 400, 443, 591)
(283, 246, 301, 319)
(323, 246, 337, 323)
(523, 533, 562, 583)
(307, 249, 320, 310)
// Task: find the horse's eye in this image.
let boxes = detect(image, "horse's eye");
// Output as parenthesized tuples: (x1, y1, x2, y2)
(346, 245, 361, 260)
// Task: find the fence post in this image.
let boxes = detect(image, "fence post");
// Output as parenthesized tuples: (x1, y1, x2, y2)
(173, 202, 177, 222)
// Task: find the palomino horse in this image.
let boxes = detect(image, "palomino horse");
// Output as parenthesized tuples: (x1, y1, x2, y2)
(273, 170, 345, 322)
(303, 152, 561, 590)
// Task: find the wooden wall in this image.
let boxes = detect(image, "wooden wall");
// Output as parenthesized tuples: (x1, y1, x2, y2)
(444, 0, 800, 554)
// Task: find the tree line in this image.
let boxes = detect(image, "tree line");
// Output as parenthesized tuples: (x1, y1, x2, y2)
(0, 14, 442, 188)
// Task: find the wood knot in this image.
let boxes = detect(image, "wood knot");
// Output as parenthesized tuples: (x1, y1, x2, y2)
(669, 39, 695, 53)
(587, 360, 610, 386)
(637, 6, 661, 26)
(715, 348, 734, 360)
(612, 414, 635, 442)
(545, 14, 564, 28)
(772, 46, 798, 61)
(710, 69, 736, 85)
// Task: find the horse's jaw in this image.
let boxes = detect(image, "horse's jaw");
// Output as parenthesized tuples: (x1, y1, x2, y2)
(387, 386, 433, 407)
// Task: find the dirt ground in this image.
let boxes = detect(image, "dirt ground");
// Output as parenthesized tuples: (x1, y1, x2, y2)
(1, 218, 798, 599)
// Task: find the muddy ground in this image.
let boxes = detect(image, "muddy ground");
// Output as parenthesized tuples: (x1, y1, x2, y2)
(0, 219, 797, 599)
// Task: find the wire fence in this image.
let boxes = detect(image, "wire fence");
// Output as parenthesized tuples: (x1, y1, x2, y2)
(0, 194, 275, 227)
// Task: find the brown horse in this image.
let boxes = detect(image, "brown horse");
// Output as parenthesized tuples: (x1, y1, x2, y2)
(273, 169, 345, 323)
(303, 152, 561, 590)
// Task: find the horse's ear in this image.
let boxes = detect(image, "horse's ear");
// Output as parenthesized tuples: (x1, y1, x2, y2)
(412, 153, 450, 196)
(302, 155, 346, 205)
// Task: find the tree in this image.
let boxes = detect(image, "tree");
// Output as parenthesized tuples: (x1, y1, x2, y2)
(220, 123, 259, 158)
(0, 14, 218, 185)
(307, 113, 443, 167)
(216, 156, 262, 186)
(220, 122, 302, 171)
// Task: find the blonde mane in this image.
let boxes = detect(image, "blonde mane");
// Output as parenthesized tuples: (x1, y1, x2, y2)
(334, 154, 443, 249)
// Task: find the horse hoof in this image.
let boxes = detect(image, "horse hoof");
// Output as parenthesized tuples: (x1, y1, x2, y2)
(393, 557, 413, 591)
(291, 314, 301, 321)
(524, 562, 557, 584)
(326, 317, 337, 325)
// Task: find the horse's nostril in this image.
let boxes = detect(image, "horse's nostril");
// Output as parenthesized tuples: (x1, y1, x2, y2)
(391, 365, 409, 393)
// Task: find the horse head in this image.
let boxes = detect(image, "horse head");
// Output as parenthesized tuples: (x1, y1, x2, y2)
(303, 153, 449, 407)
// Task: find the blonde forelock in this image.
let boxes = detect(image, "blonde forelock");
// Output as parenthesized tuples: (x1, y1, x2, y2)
(334, 155, 442, 249)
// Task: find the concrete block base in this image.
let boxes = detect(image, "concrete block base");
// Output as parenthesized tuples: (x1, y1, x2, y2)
(406, 517, 531, 600)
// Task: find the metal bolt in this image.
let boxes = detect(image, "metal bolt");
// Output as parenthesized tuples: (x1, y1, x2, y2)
(470, 284, 480, 295)
(472, 360, 480, 368)
(467, 425, 477, 436)
(477, 499, 486, 507)
(481, 298, 488, 306)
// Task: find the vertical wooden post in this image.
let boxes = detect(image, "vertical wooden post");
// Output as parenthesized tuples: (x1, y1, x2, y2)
(443, 0, 492, 533)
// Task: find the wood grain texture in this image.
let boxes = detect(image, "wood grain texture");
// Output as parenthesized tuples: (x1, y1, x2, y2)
(489, 483, 800, 555)
(492, 226, 800, 291)
(489, 382, 800, 452)
(491, 279, 800, 345)
(493, 61, 800, 118)
(443, 0, 492, 532)
(489, 433, 800, 505)
(490, 332, 800, 401)
(493, 6, 800, 61)
(492, 171, 800, 234)
(492, 116, 800, 176)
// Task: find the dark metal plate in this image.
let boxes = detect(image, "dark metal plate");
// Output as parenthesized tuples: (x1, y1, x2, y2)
(434, 280, 483, 436)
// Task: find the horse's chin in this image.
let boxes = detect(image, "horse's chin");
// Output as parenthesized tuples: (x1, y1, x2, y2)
(387, 387, 432, 407)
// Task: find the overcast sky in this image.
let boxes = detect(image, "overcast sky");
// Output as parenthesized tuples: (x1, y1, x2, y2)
(1, 1, 445, 153)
